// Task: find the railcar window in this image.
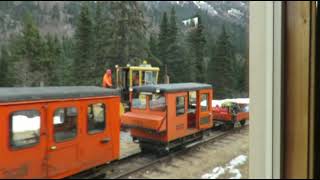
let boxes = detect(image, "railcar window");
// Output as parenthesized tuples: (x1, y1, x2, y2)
(188, 91, 197, 113)
(132, 71, 140, 86)
(132, 93, 147, 109)
(143, 71, 157, 85)
(53, 107, 78, 142)
(176, 96, 186, 116)
(149, 94, 166, 111)
(10, 110, 40, 149)
(201, 94, 209, 112)
(88, 103, 106, 134)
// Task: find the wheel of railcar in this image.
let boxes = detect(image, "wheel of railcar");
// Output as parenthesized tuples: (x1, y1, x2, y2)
(240, 120, 246, 126)
(158, 150, 169, 157)
(157, 147, 170, 157)
(139, 144, 151, 153)
(222, 122, 234, 131)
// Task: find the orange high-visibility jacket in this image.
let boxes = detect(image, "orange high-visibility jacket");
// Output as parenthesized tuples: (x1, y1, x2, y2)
(103, 73, 112, 88)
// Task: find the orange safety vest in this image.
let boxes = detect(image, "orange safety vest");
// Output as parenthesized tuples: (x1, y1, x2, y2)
(103, 73, 112, 88)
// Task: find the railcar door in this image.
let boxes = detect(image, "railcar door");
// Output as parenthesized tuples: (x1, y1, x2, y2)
(197, 89, 213, 129)
(169, 92, 188, 140)
(1, 104, 47, 179)
(80, 99, 116, 167)
(46, 102, 80, 178)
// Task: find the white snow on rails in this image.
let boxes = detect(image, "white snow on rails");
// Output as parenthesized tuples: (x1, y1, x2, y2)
(201, 155, 248, 179)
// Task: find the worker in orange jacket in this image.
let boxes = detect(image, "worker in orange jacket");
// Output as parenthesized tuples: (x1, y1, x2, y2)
(103, 69, 113, 88)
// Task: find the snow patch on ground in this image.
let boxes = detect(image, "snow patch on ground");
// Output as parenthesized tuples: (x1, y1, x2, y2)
(202, 167, 225, 179)
(121, 131, 133, 142)
(201, 155, 247, 179)
(229, 155, 247, 167)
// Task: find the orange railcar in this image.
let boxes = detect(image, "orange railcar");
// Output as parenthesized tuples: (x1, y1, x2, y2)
(121, 83, 213, 153)
(0, 86, 120, 179)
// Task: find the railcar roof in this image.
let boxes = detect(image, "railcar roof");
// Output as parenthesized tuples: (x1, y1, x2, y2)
(133, 83, 212, 93)
(0, 86, 120, 103)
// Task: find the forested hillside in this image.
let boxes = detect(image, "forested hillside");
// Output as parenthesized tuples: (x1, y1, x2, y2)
(0, 1, 249, 99)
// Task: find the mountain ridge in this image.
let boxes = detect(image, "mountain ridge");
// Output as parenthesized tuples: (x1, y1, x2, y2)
(0, 1, 249, 58)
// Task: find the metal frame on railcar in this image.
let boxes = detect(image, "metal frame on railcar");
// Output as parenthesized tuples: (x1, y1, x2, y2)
(0, 86, 120, 179)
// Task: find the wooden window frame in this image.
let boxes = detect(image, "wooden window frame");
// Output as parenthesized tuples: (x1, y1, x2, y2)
(250, 1, 317, 179)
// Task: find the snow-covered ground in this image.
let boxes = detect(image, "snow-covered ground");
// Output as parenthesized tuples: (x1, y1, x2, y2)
(120, 131, 140, 159)
(201, 155, 248, 179)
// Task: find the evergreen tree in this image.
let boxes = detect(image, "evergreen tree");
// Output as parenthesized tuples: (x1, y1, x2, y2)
(10, 13, 45, 86)
(187, 15, 206, 83)
(73, 2, 94, 85)
(93, 2, 112, 85)
(149, 34, 158, 57)
(166, 7, 184, 83)
(0, 47, 10, 86)
(58, 36, 75, 85)
(147, 33, 161, 66)
(157, 12, 170, 82)
(232, 56, 247, 97)
(208, 25, 235, 99)
(158, 11, 169, 63)
(44, 34, 61, 85)
(22, 13, 43, 71)
(168, 7, 178, 42)
(109, 1, 147, 66)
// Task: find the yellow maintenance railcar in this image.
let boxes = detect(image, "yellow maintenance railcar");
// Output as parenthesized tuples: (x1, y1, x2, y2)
(115, 61, 160, 113)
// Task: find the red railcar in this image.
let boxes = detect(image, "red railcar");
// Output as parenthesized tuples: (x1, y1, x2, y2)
(212, 99, 249, 127)
(0, 87, 120, 179)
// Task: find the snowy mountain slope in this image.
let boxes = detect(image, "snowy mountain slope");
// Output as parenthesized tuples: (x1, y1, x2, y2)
(144, 1, 247, 19)
(0, 1, 248, 45)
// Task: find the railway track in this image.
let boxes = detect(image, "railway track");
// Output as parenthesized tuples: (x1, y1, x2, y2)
(70, 124, 248, 179)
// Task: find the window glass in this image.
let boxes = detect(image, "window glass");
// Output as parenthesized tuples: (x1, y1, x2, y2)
(143, 71, 157, 85)
(54, 107, 77, 142)
(132, 93, 147, 109)
(120, 70, 129, 89)
(152, 71, 158, 84)
(188, 91, 197, 113)
(201, 94, 209, 112)
(10, 110, 40, 149)
(132, 71, 140, 86)
(88, 103, 106, 134)
(149, 94, 166, 111)
(176, 96, 186, 116)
